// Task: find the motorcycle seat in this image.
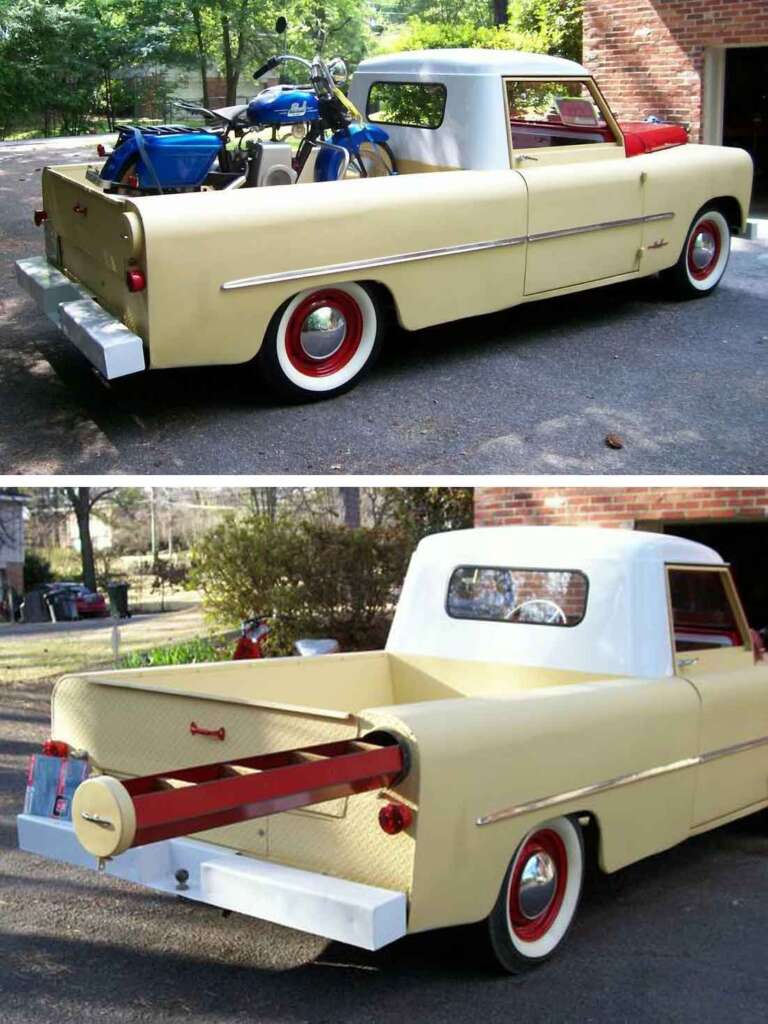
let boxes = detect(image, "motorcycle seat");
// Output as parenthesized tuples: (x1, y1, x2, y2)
(212, 104, 249, 123)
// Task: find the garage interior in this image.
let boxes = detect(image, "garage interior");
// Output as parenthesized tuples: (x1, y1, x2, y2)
(723, 46, 768, 215)
(645, 521, 768, 631)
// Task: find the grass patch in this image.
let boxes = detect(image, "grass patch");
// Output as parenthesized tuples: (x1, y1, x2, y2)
(0, 605, 211, 686)
(119, 635, 232, 668)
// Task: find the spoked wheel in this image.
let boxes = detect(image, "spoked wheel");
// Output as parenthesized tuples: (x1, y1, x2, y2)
(661, 207, 731, 299)
(253, 282, 384, 400)
(346, 142, 397, 179)
(486, 816, 584, 973)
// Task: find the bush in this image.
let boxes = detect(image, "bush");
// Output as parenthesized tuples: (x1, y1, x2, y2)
(23, 551, 53, 590)
(189, 515, 409, 655)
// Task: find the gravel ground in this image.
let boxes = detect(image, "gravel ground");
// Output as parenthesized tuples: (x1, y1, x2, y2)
(1, 677, 768, 1024)
(1, 136, 767, 475)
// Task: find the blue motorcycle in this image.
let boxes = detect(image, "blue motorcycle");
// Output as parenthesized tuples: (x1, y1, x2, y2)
(97, 21, 395, 195)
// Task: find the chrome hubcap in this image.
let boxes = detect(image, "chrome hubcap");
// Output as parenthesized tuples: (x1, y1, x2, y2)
(691, 229, 716, 270)
(518, 851, 558, 920)
(299, 306, 347, 361)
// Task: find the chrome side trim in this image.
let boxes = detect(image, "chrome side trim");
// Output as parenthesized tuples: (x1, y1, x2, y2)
(221, 212, 674, 292)
(221, 236, 526, 291)
(528, 211, 674, 244)
(476, 732, 768, 827)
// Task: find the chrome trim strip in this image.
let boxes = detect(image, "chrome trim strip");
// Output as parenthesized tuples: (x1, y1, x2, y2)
(528, 211, 674, 244)
(221, 236, 526, 291)
(221, 212, 674, 292)
(476, 732, 768, 827)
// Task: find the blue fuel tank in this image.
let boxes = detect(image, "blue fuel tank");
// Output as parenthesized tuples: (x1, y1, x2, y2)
(247, 87, 320, 126)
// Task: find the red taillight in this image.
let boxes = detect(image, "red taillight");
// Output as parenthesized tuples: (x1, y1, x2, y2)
(126, 174, 138, 189)
(33, 209, 48, 226)
(126, 267, 146, 292)
(378, 802, 412, 835)
(42, 740, 70, 758)
(96, 143, 106, 157)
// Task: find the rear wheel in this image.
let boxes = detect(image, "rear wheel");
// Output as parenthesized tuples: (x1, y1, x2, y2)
(253, 282, 384, 400)
(660, 207, 731, 299)
(486, 816, 584, 973)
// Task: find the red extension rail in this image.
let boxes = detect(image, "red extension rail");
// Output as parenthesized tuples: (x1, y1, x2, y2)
(115, 738, 406, 851)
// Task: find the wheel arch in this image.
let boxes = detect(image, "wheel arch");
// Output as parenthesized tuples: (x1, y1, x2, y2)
(358, 278, 404, 329)
(707, 195, 745, 233)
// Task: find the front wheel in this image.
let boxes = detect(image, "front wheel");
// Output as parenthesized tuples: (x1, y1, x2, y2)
(253, 282, 384, 401)
(660, 207, 731, 299)
(486, 816, 584, 973)
(347, 142, 397, 179)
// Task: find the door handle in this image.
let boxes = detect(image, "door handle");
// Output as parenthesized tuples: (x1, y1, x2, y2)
(516, 154, 538, 162)
(677, 657, 699, 669)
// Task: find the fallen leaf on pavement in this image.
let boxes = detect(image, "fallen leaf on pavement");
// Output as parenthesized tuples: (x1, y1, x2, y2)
(605, 434, 624, 450)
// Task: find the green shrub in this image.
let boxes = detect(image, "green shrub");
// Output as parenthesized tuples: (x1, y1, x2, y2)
(120, 636, 231, 668)
(189, 515, 410, 655)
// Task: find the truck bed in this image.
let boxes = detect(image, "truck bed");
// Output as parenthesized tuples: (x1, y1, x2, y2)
(51, 651, 605, 891)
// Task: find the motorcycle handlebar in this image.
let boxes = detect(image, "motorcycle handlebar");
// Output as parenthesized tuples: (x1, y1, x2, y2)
(253, 53, 314, 81)
(253, 55, 282, 81)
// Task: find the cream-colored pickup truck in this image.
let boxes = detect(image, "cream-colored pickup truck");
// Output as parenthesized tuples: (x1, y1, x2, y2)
(18, 526, 768, 973)
(15, 49, 752, 400)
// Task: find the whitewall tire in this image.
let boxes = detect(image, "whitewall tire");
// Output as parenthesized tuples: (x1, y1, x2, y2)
(254, 282, 383, 400)
(662, 207, 731, 299)
(487, 816, 584, 973)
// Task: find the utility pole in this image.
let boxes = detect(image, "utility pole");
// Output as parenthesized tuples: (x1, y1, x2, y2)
(149, 487, 157, 561)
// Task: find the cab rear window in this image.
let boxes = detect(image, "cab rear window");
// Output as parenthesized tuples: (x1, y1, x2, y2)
(446, 566, 588, 626)
(366, 82, 446, 129)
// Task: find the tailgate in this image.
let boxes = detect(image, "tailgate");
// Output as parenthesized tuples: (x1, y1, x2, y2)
(42, 164, 148, 339)
(51, 660, 415, 893)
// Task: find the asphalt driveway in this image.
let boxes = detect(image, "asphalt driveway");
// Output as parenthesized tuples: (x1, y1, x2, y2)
(1, 136, 767, 475)
(1, 676, 768, 1023)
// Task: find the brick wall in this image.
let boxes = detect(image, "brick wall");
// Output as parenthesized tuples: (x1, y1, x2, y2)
(474, 488, 768, 530)
(583, 0, 768, 141)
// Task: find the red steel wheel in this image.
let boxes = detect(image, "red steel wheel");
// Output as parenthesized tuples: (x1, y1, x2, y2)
(487, 816, 584, 973)
(283, 288, 364, 378)
(661, 206, 731, 299)
(254, 281, 383, 400)
(686, 218, 722, 282)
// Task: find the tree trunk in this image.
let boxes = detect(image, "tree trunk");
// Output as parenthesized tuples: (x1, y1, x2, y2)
(340, 488, 361, 528)
(192, 6, 210, 108)
(221, 13, 238, 105)
(66, 488, 97, 592)
(492, 0, 508, 25)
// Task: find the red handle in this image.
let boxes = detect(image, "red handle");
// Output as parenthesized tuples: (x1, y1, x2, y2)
(190, 722, 226, 740)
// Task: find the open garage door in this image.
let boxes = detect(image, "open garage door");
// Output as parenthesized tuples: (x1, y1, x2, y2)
(723, 47, 768, 213)
(650, 522, 768, 632)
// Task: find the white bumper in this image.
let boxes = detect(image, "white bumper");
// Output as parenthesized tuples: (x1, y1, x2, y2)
(15, 256, 146, 380)
(17, 814, 407, 951)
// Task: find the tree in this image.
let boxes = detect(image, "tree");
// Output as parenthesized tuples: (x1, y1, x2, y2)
(383, 487, 474, 549)
(340, 487, 361, 528)
(64, 488, 114, 591)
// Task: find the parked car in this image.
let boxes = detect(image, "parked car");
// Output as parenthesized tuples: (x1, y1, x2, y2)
(17, 527, 768, 973)
(15, 49, 752, 400)
(48, 582, 109, 618)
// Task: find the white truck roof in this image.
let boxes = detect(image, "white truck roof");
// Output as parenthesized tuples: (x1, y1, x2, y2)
(350, 49, 594, 172)
(387, 527, 724, 679)
(357, 48, 589, 79)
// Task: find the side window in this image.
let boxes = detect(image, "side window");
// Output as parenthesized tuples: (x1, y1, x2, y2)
(366, 82, 446, 130)
(668, 568, 747, 653)
(505, 79, 617, 150)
